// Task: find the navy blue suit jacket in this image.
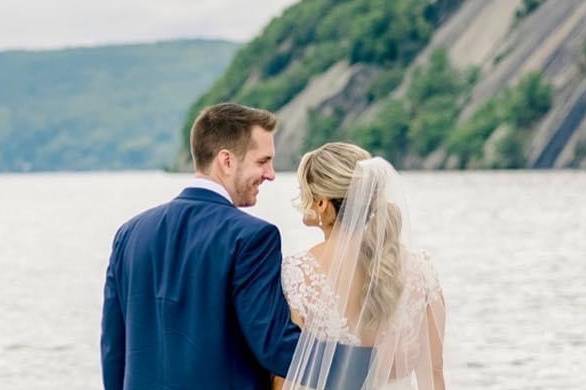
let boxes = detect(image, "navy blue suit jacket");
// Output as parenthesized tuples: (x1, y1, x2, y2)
(101, 188, 301, 389)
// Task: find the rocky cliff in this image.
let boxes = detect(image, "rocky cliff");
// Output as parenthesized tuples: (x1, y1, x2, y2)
(181, 0, 586, 170)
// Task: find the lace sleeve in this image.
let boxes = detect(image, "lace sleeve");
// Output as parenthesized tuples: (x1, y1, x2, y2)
(419, 250, 443, 305)
(410, 250, 446, 389)
(281, 253, 309, 319)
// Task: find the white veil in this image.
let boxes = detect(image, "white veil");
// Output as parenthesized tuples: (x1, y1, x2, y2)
(284, 157, 446, 390)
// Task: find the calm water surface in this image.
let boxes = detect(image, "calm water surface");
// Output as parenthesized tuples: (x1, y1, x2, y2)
(0, 171, 584, 389)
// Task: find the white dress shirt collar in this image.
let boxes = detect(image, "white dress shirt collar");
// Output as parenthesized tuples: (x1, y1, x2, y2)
(188, 177, 233, 204)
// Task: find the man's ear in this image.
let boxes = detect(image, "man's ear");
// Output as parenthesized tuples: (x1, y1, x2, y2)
(216, 149, 233, 175)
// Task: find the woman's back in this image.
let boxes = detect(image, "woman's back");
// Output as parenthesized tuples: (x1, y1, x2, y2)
(282, 248, 442, 355)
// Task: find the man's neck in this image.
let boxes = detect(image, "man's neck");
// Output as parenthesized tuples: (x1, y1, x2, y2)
(195, 172, 223, 187)
(194, 172, 234, 203)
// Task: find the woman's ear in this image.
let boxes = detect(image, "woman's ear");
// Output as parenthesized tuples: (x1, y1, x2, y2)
(316, 198, 328, 214)
(325, 200, 337, 225)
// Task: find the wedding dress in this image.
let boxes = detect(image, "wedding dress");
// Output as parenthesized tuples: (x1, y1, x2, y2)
(281, 157, 446, 390)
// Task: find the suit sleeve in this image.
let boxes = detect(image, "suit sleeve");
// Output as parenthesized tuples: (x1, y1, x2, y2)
(232, 224, 301, 377)
(100, 228, 126, 390)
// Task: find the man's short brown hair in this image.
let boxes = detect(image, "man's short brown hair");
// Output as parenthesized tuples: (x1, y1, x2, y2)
(190, 103, 277, 171)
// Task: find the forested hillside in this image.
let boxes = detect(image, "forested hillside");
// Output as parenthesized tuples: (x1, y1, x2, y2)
(181, 0, 586, 170)
(0, 39, 239, 171)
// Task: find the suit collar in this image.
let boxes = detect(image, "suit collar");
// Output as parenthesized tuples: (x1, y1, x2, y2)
(177, 188, 235, 207)
(188, 177, 233, 204)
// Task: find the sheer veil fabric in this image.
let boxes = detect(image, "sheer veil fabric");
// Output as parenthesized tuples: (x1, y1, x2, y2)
(283, 157, 445, 390)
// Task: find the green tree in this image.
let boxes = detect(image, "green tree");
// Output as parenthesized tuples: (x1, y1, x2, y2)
(448, 72, 551, 167)
(352, 100, 410, 165)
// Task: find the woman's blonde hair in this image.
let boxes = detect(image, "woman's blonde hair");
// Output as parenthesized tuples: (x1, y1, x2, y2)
(297, 142, 404, 328)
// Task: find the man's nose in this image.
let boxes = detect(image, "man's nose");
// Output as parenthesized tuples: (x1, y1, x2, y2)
(264, 163, 276, 181)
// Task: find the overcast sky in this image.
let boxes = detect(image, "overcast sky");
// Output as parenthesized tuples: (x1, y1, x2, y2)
(0, 0, 299, 51)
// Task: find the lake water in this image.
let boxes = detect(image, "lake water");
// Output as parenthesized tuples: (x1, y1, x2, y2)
(0, 171, 584, 389)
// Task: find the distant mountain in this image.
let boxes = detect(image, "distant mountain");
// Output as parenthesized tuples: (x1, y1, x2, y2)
(180, 0, 586, 170)
(0, 39, 240, 172)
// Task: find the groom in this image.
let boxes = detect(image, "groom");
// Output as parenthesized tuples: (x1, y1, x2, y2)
(101, 103, 300, 389)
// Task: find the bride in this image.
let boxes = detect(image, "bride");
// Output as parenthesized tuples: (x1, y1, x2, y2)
(276, 143, 446, 389)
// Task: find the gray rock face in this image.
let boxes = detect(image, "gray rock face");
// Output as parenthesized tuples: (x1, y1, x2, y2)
(274, 0, 586, 169)
(274, 61, 378, 170)
(457, 0, 586, 168)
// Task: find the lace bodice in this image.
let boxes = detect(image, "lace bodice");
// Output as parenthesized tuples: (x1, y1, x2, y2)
(281, 249, 442, 345)
(282, 251, 361, 344)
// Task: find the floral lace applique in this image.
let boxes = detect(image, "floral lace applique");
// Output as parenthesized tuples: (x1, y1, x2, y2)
(281, 250, 442, 346)
(282, 252, 360, 345)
